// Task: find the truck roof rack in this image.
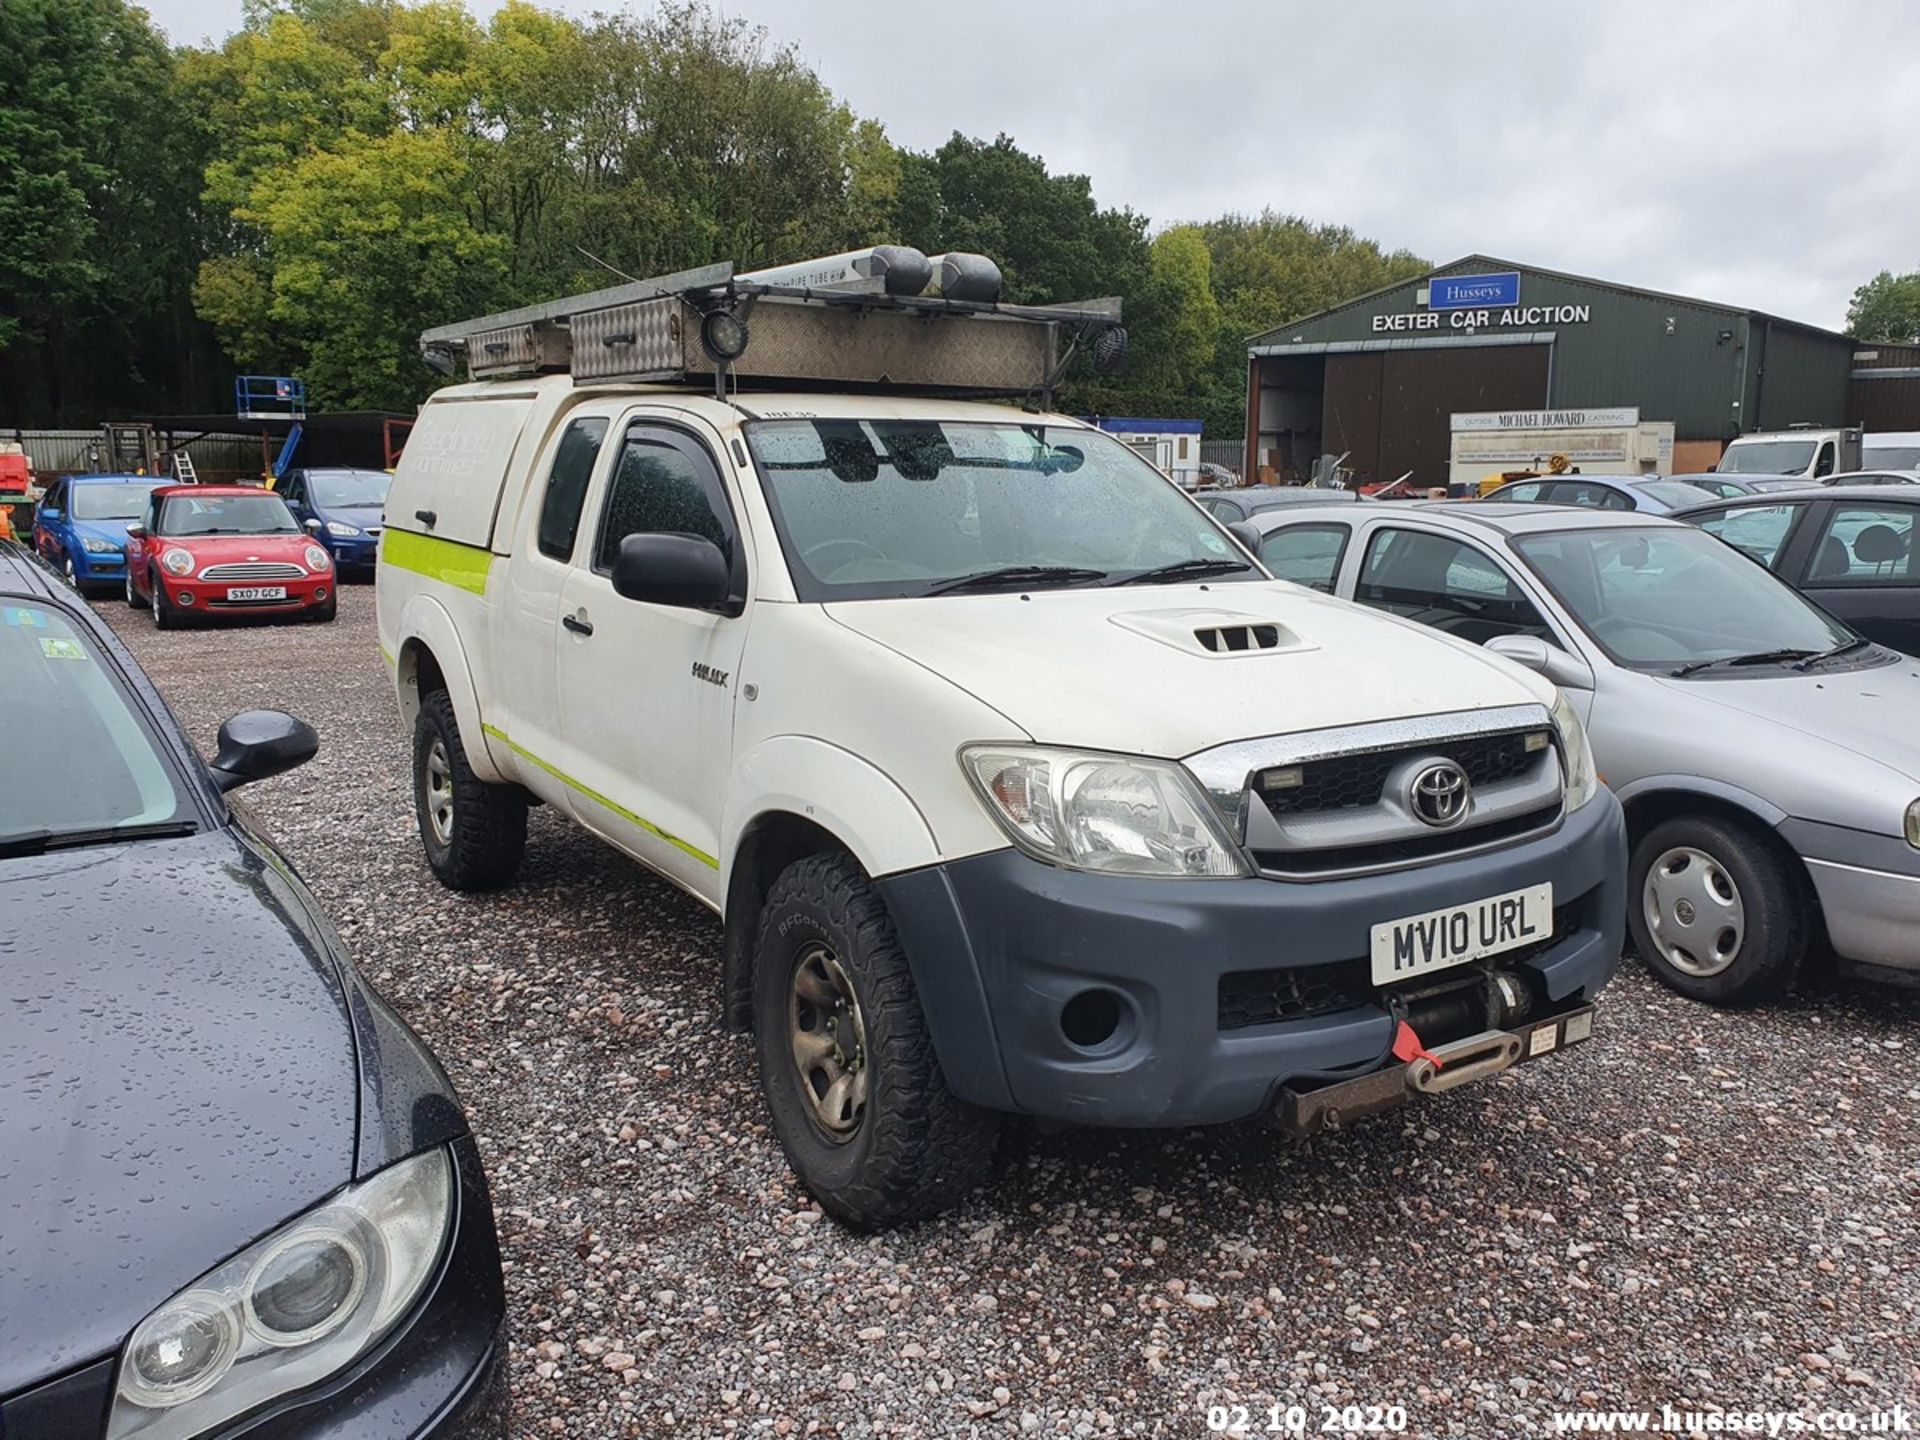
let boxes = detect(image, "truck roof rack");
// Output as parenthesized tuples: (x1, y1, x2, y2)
(417, 248, 1126, 405)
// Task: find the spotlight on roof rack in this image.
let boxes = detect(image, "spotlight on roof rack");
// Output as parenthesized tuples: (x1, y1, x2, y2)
(420, 343, 457, 377)
(738, 245, 933, 297)
(926, 253, 1002, 304)
(1092, 325, 1130, 375)
(700, 308, 751, 364)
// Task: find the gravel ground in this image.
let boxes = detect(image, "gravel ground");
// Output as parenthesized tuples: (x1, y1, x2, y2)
(92, 583, 1919, 1438)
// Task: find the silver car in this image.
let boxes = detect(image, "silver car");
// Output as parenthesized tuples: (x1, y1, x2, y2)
(1244, 500, 1920, 1004)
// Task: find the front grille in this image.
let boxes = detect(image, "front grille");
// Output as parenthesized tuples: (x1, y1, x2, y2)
(201, 561, 305, 581)
(1216, 900, 1584, 1032)
(1258, 729, 1543, 818)
(1251, 802, 1562, 877)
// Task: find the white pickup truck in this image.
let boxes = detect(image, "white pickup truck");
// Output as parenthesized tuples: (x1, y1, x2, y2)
(377, 251, 1626, 1226)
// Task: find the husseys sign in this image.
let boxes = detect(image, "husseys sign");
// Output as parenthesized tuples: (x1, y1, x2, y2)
(1368, 271, 1593, 334)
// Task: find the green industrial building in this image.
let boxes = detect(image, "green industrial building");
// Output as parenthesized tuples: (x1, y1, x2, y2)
(1242, 255, 1910, 487)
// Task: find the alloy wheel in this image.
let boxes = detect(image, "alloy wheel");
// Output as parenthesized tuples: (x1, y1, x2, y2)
(423, 736, 456, 847)
(1643, 845, 1746, 977)
(787, 942, 869, 1142)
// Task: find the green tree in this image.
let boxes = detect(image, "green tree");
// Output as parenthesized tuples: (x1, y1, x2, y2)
(1846, 269, 1920, 345)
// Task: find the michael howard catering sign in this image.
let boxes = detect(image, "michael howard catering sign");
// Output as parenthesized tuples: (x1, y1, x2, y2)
(1428, 272, 1521, 310)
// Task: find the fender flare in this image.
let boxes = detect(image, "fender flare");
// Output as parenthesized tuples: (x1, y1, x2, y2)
(393, 595, 504, 783)
(721, 735, 940, 885)
(1611, 774, 1790, 830)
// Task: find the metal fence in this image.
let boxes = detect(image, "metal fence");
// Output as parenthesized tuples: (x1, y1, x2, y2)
(1199, 439, 1243, 477)
(5, 429, 266, 480)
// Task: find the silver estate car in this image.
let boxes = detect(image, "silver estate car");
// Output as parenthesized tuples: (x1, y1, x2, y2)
(1244, 501, 1920, 1005)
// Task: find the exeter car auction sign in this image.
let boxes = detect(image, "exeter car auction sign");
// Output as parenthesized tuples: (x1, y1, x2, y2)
(1369, 271, 1595, 333)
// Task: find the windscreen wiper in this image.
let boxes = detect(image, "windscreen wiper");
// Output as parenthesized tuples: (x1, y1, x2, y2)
(1670, 648, 1817, 678)
(923, 565, 1108, 595)
(0, 820, 200, 859)
(1107, 557, 1256, 587)
(1789, 637, 1874, 671)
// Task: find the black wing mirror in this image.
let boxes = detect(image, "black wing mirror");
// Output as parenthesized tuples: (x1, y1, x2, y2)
(611, 533, 737, 614)
(209, 710, 319, 792)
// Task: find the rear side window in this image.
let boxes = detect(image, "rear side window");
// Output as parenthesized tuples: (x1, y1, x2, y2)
(1204, 497, 1245, 523)
(1806, 504, 1917, 585)
(1259, 524, 1348, 592)
(1694, 503, 1798, 569)
(537, 417, 608, 560)
(592, 426, 734, 574)
(1357, 527, 1552, 643)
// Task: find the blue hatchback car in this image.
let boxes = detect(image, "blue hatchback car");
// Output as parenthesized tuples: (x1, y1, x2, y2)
(276, 467, 391, 573)
(31, 474, 168, 594)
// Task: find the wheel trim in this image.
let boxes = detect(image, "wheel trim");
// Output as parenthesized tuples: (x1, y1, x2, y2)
(424, 737, 456, 847)
(788, 943, 869, 1143)
(1643, 845, 1745, 977)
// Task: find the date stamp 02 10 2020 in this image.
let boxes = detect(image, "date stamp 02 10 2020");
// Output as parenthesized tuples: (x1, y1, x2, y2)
(1203, 1402, 1411, 1436)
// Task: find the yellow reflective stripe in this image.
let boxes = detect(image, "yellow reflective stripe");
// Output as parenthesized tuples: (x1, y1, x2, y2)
(379, 644, 396, 669)
(481, 724, 719, 870)
(382, 529, 492, 595)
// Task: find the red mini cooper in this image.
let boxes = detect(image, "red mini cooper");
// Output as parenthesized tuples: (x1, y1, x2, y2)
(126, 485, 337, 626)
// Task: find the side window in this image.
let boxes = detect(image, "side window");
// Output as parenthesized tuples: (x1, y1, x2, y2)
(1205, 497, 1245, 523)
(1806, 505, 1916, 585)
(537, 417, 609, 561)
(592, 425, 735, 574)
(1258, 524, 1349, 592)
(1813, 442, 1836, 479)
(44, 480, 66, 514)
(1357, 528, 1551, 643)
(1497, 481, 1544, 502)
(1693, 504, 1797, 570)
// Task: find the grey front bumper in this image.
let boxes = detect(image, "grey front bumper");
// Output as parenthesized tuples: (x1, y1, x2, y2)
(1782, 817, 1920, 972)
(877, 789, 1627, 1128)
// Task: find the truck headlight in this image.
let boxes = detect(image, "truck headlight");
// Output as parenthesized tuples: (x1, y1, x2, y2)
(161, 548, 195, 577)
(1552, 691, 1599, 812)
(962, 745, 1251, 877)
(1906, 798, 1920, 850)
(325, 521, 361, 538)
(106, 1148, 452, 1440)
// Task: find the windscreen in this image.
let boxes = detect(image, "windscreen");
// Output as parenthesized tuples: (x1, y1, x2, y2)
(308, 470, 391, 509)
(747, 419, 1251, 600)
(1717, 440, 1816, 475)
(0, 601, 194, 841)
(1513, 526, 1852, 669)
(159, 492, 300, 537)
(71, 481, 161, 521)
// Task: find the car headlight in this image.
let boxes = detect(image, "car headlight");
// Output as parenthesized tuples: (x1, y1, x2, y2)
(961, 744, 1251, 877)
(106, 1148, 452, 1440)
(325, 521, 361, 538)
(1551, 691, 1599, 812)
(304, 544, 332, 572)
(83, 536, 118, 553)
(161, 548, 195, 577)
(1905, 798, 1920, 850)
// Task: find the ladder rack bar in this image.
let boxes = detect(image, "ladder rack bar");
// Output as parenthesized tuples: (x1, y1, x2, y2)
(419, 261, 737, 345)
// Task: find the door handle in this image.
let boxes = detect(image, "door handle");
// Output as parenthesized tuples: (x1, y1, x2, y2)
(562, 612, 594, 637)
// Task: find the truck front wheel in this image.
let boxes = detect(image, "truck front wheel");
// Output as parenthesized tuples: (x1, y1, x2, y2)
(412, 689, 527, 891)
(752, 851, 998, 1228)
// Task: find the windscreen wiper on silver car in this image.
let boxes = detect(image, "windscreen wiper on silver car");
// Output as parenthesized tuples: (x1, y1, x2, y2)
(1107, 557, 1256, 587)
(1789, 637, 1874, 671)
(0, 820, 200, 859)
(923, 565, 1108, 595)
(1669, 648, 1817, 678)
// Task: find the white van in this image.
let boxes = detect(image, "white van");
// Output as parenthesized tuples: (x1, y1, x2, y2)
(1716, 426, 1862, 481)
(377, 252, 1626, 1226)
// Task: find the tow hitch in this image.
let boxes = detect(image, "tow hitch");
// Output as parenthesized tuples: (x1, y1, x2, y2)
(1272, 1003, 1597, 1140)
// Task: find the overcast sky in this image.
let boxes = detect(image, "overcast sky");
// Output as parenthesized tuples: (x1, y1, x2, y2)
(142, 0, 1919, 331)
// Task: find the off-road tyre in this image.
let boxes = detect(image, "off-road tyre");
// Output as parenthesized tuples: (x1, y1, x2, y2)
(1627, 813, 1804, 1006)
(752, 851, 998, 1228)
(413, 688, 526, 891)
